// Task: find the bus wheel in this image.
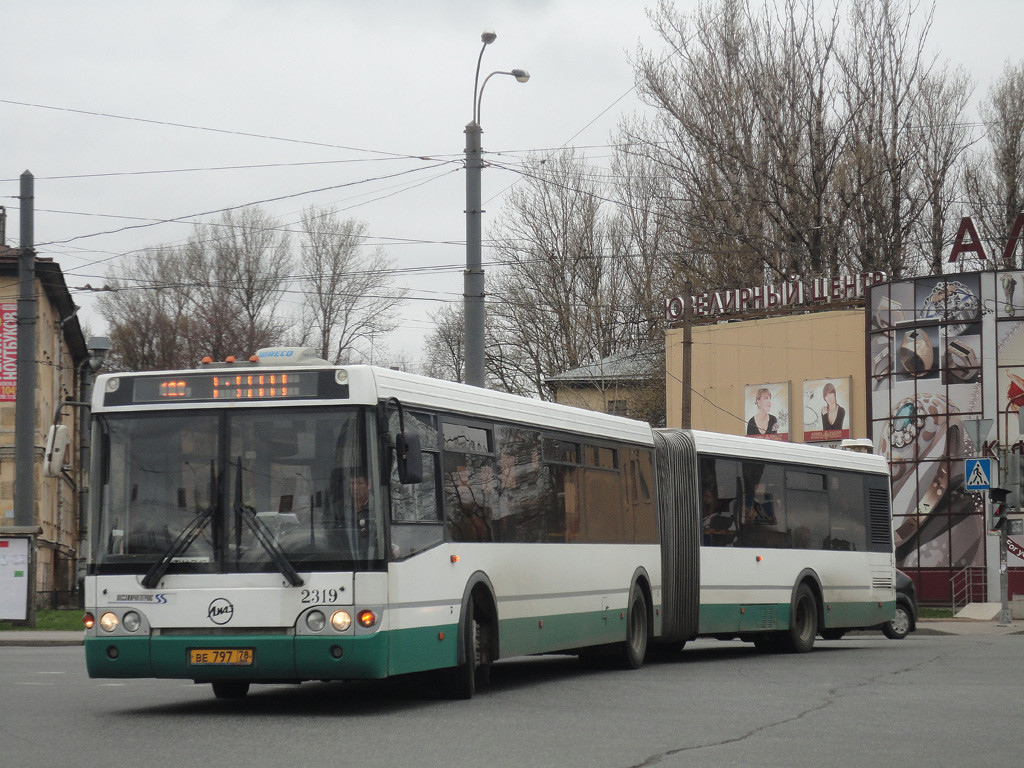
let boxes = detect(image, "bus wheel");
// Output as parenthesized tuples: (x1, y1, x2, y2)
(447, 601, 482, 699)
(619, 584, 649, 670)
(211, 681, 250, 699)
(783, 584, 818, 654)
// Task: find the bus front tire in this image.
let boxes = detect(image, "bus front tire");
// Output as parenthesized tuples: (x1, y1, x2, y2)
(211, 681, 250, 699)
(447, 601, 488, 699)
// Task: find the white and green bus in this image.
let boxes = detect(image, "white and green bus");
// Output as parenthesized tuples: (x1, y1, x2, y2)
(79, 349, 894, 698)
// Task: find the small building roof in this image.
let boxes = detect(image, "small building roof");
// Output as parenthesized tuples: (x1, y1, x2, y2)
(545, 346, 661, 386)
(0, 250, 89, 365)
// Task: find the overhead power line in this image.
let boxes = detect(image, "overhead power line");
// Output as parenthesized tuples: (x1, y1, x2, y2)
(0, 98, 441, 161)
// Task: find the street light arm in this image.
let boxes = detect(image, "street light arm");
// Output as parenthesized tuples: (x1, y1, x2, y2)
(476, 69, 531, 127)
(473, 43, 488, 123)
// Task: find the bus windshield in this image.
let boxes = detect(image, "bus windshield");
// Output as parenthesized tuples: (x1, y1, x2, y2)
(94, 406, 381, 576)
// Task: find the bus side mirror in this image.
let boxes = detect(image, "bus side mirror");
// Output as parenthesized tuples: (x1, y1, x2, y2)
(44, 424, 70, 478)
(396, 432, 423, 485)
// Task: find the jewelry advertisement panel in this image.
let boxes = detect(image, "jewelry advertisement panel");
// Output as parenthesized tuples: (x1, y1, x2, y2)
(869, 274, 996, 598)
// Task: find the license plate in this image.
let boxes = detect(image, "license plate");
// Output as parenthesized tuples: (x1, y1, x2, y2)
(189, 648, 254, 666)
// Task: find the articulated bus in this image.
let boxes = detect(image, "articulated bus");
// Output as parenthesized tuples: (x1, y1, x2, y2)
(78, 348, 894, 699)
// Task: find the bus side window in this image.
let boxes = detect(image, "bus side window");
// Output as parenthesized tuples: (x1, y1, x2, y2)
(387, 410, 444, 558)
(700, 456, 739, 547)
(543, 437, 579, 543)
(786, 469, 829, 550)
(442, 423, 495, 543)
(739, 461, 788, 548)
(493, 426, 546, 543)
(629, 448, 657, 544)
(582, 444, 623, 543)
(387, 410, 440, 522)
(828, 472, 867, 551)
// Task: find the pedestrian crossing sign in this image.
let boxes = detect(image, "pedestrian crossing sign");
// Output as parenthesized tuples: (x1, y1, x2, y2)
(965, 458, 994, 491)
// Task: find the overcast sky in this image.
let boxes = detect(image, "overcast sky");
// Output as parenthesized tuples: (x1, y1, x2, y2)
(4, 1, 1024, 367)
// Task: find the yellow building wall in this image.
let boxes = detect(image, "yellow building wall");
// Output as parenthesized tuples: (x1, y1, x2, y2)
(550, 382, 637, 415)
(0, 274, 81, 598)
(666, 310, 867, 441)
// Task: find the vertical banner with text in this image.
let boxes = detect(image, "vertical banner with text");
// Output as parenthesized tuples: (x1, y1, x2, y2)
(0, 303, 16, 401)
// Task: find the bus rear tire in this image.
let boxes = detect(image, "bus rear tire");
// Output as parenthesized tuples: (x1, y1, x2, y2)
(782, 584, 818, 654)
(211, 681, 250, 699)
(619, 584, 649, 670)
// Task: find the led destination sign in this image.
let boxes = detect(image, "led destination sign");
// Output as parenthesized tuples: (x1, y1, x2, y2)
(131, 372, 319, 403)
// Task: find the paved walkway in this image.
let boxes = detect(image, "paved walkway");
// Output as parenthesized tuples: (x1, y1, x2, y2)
(0, 631, 84, 647)
(915, 618, 1024, 636)
(1, 620, 1021, 647)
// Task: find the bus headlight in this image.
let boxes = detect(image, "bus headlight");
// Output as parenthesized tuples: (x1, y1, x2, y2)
(305, 610, 327, 632)
(99, 612, 119, 632)
(122, 611, 142, 633)
(330, 610, 352, 632)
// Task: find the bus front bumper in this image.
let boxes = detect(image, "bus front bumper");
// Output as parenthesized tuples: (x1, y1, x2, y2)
(84, 632, 390, 682)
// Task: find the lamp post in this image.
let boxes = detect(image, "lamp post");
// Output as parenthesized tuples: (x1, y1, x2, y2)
(465, 29, 529, 388)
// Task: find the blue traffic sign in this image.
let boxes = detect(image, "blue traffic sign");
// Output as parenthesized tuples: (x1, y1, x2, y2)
(965, 458, 994, 491)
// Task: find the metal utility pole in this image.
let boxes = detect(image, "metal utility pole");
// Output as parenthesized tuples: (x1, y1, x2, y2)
(463, 29, 529, 388)
(14, 171, 36, 528)
(10, 170, 39, 627)
(680, 287, 692, 428)
(464, 118, 485, 388)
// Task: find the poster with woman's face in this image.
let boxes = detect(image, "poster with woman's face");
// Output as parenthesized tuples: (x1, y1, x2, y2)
(744, 382, 789, 441)
(803, 377, 851, 443)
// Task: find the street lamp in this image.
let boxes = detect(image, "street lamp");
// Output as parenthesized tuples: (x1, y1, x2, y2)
(87, 336, 112, 373)
(464, 29, 530, 388)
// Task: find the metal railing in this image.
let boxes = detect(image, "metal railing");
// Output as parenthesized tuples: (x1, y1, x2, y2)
(951, 567, 986, 612)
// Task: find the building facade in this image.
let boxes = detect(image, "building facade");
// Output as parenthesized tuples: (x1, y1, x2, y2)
(665, 271, 1023, 606)
(1, 248, 89, 611)
(869, 272, 1023, 604)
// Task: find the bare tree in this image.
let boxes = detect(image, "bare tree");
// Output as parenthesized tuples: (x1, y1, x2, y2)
(634, 0, 859, 285)
(631, 0, 954, 287)
(964, 60, 1024, 267)
(608, 124, 676, 343)
(97, 245, 193, 371)
(488, 150, 630, 398)
(179, 206, 291, 359)
(913, 64, 975, 273)
(836, 0, 936, 277)
(295, 206, 405, 364)
(422, 303, 464, 383)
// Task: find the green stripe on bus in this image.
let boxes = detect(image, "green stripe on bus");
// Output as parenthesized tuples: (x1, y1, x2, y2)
(498, 609, 628, 657)
(697, 600, 894, 635)
(387, 623, 458, 676)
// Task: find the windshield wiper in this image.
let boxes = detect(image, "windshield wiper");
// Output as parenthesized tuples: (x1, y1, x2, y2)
(236, 505, 304, 587)
(141, 506, 214, 589)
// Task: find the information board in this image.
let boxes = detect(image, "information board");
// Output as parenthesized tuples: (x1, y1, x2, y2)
(0, 538, 29, 620)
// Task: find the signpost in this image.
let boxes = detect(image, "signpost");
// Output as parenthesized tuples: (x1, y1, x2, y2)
(966, 458, 994, 491)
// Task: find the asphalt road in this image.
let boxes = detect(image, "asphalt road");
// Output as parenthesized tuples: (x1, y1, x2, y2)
(2, 633, 1020, 768)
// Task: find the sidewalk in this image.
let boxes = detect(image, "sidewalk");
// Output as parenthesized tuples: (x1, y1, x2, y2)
(915, 618, 1024, 636)
(0, 631, 84, 647)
